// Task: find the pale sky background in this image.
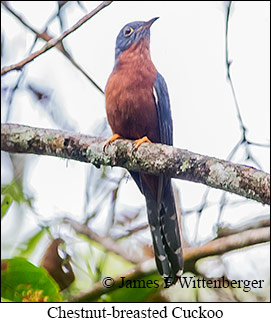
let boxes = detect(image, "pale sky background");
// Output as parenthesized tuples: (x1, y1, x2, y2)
(1, 1, 270, 285)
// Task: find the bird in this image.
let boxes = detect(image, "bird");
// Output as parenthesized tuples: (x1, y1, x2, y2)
(104, 17, 183, 284)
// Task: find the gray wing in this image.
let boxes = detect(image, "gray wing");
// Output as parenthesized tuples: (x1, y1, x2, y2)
(153, 72, 173, 146)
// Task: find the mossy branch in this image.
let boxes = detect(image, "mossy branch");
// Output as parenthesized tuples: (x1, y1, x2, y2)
(1, 123, 270, 205)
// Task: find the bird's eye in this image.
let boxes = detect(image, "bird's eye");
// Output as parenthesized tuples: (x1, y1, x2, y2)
(123, 26, 134, 37)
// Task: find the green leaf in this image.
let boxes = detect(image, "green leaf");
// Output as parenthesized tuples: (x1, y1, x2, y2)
(1, 180, 30, 205)
(1, 297, 12, 302)
(1, 194, 13, 219)
(102, 252, 133, 277)
(1, 257, 63, 302)
(15, 229, 46, 258)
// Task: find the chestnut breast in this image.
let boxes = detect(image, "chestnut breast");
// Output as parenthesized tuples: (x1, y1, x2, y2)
(105, 39, 160, 143)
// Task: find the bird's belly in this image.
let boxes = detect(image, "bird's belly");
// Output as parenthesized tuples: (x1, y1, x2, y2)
(106, 85, 160, 142)
(105, 65, 161, 199)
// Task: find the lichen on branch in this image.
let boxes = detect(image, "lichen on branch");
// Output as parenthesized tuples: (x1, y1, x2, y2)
(1, 123, 270, 205)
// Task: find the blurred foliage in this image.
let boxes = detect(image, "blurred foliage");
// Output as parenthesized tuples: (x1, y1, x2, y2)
(1, 257, 63, 302)
(106, 274, 162, 302)
(1, 194, 13, 219)
(15, 228, 46, 258)
(1, 180, 31, 206)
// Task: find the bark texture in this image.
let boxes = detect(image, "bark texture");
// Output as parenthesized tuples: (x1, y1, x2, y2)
(1, 123, 270, 205)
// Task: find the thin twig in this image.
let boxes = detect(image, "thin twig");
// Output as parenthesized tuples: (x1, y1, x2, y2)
(3, 34, 40, 122)
(65, 217, 144, 264)
(225, 1, 267, 168)
(1, 1, 113, 77)
(69, 226, 270, 302)
(2, 1, 104, 93)
(216, 215, 270, 238)
(247, 141, 270, 148)
(114, 223, 149, 240)
(208, 1, 270, 232)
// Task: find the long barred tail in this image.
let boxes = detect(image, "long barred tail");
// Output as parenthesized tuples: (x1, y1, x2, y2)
(145, 179, 183, 284)
(129, 171, 183, 284)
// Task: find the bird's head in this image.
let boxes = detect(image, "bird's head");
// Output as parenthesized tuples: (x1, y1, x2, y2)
(115, 17, 159, 61)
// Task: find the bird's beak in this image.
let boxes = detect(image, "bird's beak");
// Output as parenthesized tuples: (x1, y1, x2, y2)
(137, 17, 159, 33)
(143, 17, 159, 29)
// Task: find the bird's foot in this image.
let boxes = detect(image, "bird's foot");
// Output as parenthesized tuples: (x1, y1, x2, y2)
(133, 136, 151, 150)
(103, 133, 121, 152)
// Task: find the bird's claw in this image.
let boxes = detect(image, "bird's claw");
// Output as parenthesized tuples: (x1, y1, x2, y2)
(103, 140, 110, 153)
(133, 136, 151, 151)
(103, 133, 121, 152)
